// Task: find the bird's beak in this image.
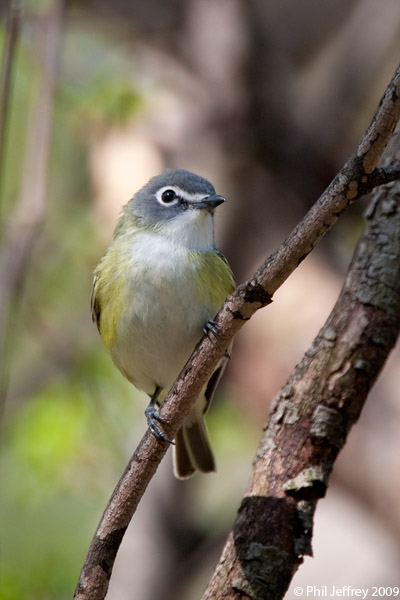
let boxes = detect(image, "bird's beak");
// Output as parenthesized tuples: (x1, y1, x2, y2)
(194, 194, 226, 211)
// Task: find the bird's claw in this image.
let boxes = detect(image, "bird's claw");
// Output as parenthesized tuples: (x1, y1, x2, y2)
(145, 404, 174, 444)
(203, 319, 219, 337)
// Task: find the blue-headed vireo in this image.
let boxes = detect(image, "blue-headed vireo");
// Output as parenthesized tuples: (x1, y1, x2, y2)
(91, 169, 235, 478)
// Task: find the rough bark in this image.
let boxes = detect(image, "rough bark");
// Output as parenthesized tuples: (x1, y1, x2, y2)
(201, 134, 400, 599)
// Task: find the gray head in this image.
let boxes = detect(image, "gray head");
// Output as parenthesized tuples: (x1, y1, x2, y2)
(126, 169, 225, 228)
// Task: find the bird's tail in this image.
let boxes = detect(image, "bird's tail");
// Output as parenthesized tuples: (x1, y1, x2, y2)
(174, 407, 215, 479)
(173, 354, 231, 478)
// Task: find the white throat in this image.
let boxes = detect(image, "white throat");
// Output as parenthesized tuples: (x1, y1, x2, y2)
(158, 209, 215, 252)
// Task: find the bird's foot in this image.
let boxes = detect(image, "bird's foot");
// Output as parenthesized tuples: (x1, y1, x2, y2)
(145, 390, 174, 444)
(203, 319, 220, 337)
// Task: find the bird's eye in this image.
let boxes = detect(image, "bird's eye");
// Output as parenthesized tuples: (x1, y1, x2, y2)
(161, 189, 177, 204)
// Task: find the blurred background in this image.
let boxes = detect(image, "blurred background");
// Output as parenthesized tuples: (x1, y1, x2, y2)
(0, 1, 400, 599)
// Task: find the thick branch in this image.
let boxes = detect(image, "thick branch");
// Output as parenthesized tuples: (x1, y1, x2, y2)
(201, 135, 400, 600)
(74, 63, 400, 600)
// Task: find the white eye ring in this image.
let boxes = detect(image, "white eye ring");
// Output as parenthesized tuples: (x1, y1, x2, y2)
(155, 185, 210, 207)
(156, 186, 181, 206)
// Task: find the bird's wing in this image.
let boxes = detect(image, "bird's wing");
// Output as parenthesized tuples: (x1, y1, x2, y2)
(215, 247, 233, 271)
(90, 275, 101, 331)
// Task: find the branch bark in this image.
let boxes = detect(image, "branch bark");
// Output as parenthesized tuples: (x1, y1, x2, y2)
(74, 63, 400, 600)
(201, 130, 400, 600)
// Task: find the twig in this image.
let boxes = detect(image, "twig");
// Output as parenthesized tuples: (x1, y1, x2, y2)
(0, 0, 20, 208)
(74, 63, 400, 600)
(0, 1, 64, 407)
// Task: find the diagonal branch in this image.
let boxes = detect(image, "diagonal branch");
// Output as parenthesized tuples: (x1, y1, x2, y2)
(201, 127, 400, 600)
(74, 63, 400, 600)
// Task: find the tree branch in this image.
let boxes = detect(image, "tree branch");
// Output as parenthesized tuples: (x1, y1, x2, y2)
(201, 128, 400, 600)
(74, 63, 400, 600)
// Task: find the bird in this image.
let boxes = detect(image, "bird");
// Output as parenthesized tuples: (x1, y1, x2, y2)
(91, 168, 235, 478)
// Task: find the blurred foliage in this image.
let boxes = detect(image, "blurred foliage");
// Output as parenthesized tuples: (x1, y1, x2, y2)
(0, 11, 146, 599)
(65, 76, 143, 133)
(1, 366, 133, 599)
(0, 27, 32, 219)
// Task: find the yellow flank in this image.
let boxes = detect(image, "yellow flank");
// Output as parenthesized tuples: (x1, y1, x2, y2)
(93, 243, 235, 354)
(93, 242, 132, 353)
(192, 251, 235, 310)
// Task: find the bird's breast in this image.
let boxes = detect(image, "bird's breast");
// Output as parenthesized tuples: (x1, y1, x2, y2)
(109, 234, 221, 394)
